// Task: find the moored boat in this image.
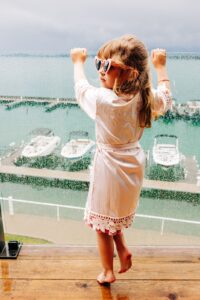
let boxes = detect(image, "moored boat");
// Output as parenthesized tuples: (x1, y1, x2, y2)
(185, 100, 200, 116)
(21, 128, 61, 158)
(61, 131, 95, 159)
(152, 134, 182, 167)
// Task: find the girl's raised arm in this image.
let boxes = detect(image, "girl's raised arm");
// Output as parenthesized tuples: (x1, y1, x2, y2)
(70, 48, 99, 120)
(70, 48, 88, 83)
(151, 48, 172, 115)
(151, 49, 170, 90)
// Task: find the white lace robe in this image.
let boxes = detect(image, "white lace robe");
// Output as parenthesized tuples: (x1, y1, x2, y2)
(75, 79, 172, 235)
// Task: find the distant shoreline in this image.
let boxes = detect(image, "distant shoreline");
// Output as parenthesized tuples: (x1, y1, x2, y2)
(0, 52, 200, 59)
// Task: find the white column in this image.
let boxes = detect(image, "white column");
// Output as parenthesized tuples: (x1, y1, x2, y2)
(161, 219, 165, 235)
(56, 206, 60, 221)
(8, 196, 14, 216)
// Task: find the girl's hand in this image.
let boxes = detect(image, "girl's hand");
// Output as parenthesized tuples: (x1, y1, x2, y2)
(70, 48, 87, 63)
(151, 48, 167, 69)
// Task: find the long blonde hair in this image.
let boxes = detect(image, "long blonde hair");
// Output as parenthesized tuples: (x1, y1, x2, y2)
(97, 35, 153, 128)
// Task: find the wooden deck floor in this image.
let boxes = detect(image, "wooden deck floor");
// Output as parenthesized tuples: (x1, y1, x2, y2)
(0, 245, 200, 299)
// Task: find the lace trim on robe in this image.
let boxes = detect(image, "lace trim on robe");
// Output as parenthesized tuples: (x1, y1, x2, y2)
(84, 209, 135, 235)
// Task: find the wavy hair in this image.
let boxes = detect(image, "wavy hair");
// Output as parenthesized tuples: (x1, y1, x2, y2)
(97, 35, 153, 128)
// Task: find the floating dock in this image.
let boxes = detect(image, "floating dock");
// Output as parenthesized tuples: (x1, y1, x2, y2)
(0, 165, 88, 182)
(0, 164, 199, 195)
(0, 95, 200, 123)
(0, 95, 76, 109)
(0, 146, 199, 195)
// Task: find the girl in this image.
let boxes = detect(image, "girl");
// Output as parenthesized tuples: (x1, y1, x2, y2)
(70, 35, 172, 285)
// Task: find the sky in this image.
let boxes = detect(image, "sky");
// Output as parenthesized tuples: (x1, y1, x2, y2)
(0, 0, 200, 54)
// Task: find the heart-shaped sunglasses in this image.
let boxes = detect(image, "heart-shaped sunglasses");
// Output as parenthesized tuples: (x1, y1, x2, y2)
(95, 56, 132, 74)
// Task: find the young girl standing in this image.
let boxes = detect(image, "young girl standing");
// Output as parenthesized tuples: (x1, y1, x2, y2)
(70, 35, 172, 285)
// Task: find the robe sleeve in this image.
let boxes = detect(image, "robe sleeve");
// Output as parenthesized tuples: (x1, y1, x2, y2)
(74, 79, 100, 120)
(151, 84, 172, 115)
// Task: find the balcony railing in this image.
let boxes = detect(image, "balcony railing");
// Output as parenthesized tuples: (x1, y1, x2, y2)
(1, 196, 200, 236)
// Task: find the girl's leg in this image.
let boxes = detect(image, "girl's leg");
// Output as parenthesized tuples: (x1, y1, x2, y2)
(113, 231, 132, 273)
(96, 230, 116, 284)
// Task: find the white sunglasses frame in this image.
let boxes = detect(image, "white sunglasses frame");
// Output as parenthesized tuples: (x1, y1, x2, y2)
(95, 56, 133, 74)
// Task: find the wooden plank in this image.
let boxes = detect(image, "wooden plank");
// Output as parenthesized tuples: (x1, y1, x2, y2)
(1, 259, 200, 280)
(18, 246, 99, 260)
(0, 246, 200, 299)
(0, 280, 200, 300)
(17, 245, 200, 261)
(19, 245, 200, 256)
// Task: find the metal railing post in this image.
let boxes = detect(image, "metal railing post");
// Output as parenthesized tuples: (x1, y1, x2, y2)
(8, 196, 14, 216)
(161, 219, 165, 235)
(0, 202, 6, 253)
(56, 206, 60, 221)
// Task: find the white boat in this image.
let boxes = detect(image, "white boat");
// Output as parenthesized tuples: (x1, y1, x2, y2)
(61, 131, 95, 159)
(21, 135, 61, 158)
(152, 134, 181, 167)
(185, 100, 200, 116)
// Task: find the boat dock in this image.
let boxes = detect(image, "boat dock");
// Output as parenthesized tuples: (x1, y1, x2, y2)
(0, 146, 24, 166)
(0, 145, 200, 195)
(0, 164, 199, 194)
(143, 177, 199, 194)
(184, 155, 199, 183)
(0, 165, 89, 182)
(0, 95, 200, 123)
(0, 95, 76, 110)
(44, 98, 63, 112)
(5, 98, 24, 109)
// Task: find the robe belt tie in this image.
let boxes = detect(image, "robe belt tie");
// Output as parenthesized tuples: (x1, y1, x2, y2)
(96, 141, 140, 151)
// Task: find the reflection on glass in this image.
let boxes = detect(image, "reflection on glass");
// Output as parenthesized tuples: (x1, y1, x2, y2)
(0, 55, 199, 246)
(1, 261, 12, 292)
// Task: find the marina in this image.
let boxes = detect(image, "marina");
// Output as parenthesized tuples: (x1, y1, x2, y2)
(0, 138, 200, 196)
(0, 95, 200, 123)
(0, 139, 200, 197)
(0, 54, 200, 240)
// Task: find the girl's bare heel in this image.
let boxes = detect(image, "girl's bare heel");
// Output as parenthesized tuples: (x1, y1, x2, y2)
(118, 253, 132, 274)
(97, 271, 116, 285)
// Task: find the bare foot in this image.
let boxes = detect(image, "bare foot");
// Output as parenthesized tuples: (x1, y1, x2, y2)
(97, 270, 116, 285)
(117, 249, 132, 273)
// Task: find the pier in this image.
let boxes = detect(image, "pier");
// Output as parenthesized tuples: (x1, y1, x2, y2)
(0, 95, 200, 123)
(0, 164, 199, 195)
(0, 145, 200, 195)
(0, 165, 88, 182)
(0, 95, 77, 110)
